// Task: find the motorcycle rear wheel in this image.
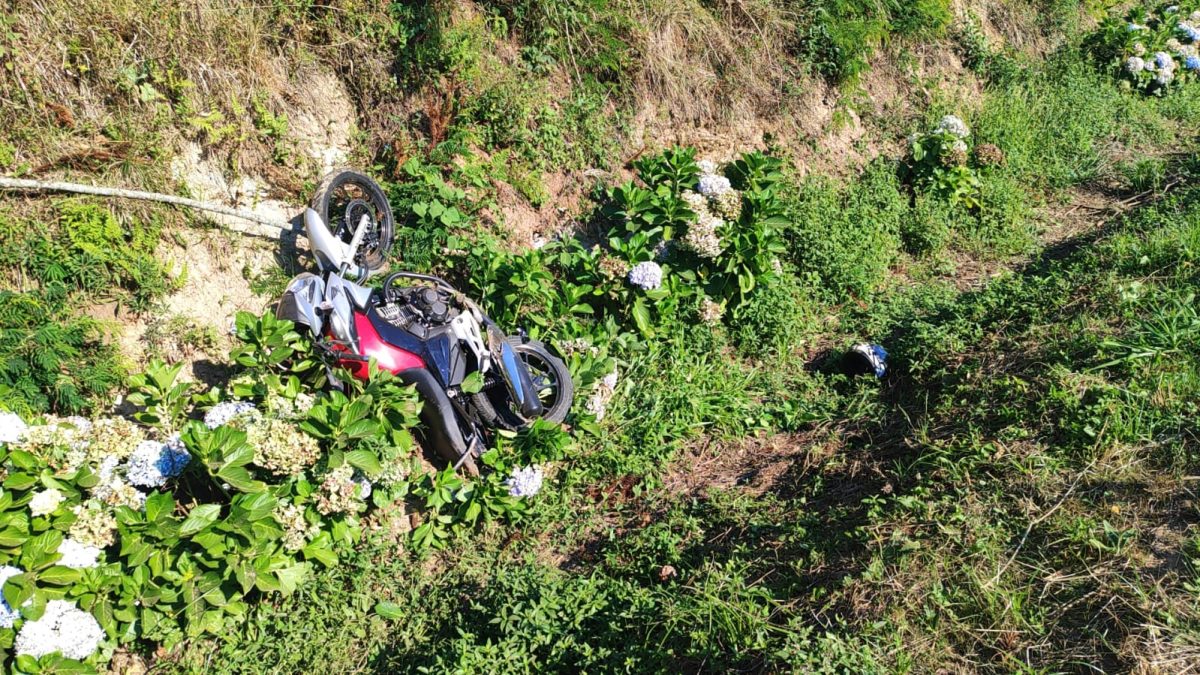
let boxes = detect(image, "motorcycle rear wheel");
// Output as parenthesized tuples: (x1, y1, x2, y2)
(472, 337, 574, 429)
(311, 169, 395, 272)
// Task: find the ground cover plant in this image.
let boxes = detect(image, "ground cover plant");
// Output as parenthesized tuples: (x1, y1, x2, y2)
(5, 0, 1200, 672)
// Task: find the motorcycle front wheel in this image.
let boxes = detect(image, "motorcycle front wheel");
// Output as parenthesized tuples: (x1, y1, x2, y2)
(311, 169, 395, 273)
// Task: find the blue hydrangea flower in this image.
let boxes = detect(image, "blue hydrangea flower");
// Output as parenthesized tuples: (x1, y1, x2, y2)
(125, 439, 190, 488)
(1187, 55, 1200, 70)
(1155, 52, 1175, 69)
(0, 565, 23, 628)
(505, 466, 544, 498)
(628, 261, 664, 291)
(203, 401, 257, 429)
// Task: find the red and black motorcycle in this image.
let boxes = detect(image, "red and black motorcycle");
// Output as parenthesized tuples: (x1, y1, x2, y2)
(277, 170, 573, 473)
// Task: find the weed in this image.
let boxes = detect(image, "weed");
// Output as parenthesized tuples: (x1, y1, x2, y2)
(783, 160, 906, 301)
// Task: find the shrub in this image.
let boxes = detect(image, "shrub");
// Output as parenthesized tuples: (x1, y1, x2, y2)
(790, 0, 953, 83)
(1088, 3, 1200, 96)
(0, 307, 577, 669)
(904, 114, 982, 208)
(0, 291, 124, 415)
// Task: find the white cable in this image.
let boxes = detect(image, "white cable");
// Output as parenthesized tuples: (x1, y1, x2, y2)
(0, 176, 293, 238)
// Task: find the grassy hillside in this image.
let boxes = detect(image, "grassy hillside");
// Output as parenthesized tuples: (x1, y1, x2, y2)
(4, 0, 1200, 672)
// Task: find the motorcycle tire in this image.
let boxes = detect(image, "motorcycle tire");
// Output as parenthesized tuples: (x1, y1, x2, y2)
(472, 337, 574, 429)
(311, 169, 395, 273)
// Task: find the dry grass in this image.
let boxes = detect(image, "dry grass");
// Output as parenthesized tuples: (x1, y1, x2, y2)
(624, 0, 793, 125)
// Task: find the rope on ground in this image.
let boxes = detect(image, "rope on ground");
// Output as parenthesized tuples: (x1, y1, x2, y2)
(0, 176, 295, 239)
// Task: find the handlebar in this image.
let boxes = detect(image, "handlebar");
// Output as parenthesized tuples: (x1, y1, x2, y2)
(380, 272, 496, 328)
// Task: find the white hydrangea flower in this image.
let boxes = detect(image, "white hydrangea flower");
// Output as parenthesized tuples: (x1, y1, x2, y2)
(587, 369, 619, 421)
(628, 261, 664, 291)
(0, 565, 24, 628)
(29, 489, 64, 517)
(1134, 42, 1147, 56)
(935, 115, 970, 138)
(680, 190, 708, 212)
(92, 456, 147, 510)
(0, 411, 27, 445)
(14, 600, 104, 660)
(681, 213, 724, 259)
(699, 298, 725, 325)
(504, 465, 544, 498)
(125, 439, 190, 488)
(601, 370, 618, 391)
(56, 538, 102, 569)
(1126, 56, 1146, 73)
(697, 174, 733, 198)
(203, 401, 258, 429)
(951, 139, 969, 154)
(696, 159, 718, 175)
(274, 503, 318, 552)
(585, 392, 608, 421)
(70, 502, 118, 549)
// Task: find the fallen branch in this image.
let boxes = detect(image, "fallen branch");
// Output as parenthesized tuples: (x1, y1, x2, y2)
(0, 176, 295, 239)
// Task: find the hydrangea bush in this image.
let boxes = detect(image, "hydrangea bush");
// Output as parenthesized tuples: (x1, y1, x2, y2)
(905, 115, 987, 208)
(0, 310, 564, 670)
(447, 146, 790, 444)
(1092, 3, 1200, 95)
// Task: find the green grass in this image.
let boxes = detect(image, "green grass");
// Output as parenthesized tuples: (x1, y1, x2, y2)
(163, 33, 1200, 668)
(9, 0, 1200, 670)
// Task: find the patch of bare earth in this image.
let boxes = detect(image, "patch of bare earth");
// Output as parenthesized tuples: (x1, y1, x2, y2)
(662, 430, 840, 497)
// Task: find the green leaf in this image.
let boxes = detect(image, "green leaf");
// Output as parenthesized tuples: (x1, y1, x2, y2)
(631, 297, 653, 336)
(179, 504, 222, 537)
(3, 573, 33, 610)
(0, 527, 28, 548)
(7, 450, 37, 471)
(275, 562, 309, 594)
(36, 566, 81, 586)
(374, 601, 405, 619)
(145, 492, 175, 523)
(345, 450, 383, 477)
(3, 473, 37, 491)
(342, 419, 379, 440)
(460, 371, 485, 394)
(217, 465, 267, 494)
(301, 542, 338, 567)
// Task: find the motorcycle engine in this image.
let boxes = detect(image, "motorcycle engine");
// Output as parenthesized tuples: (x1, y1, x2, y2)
(378, 285, 457, 338)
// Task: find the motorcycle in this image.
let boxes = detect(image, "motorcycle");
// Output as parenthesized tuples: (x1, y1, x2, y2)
(276, 170, 574, 474)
